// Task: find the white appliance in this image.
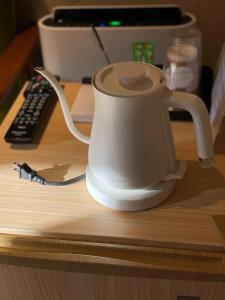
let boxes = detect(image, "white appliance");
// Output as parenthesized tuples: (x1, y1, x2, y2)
(35, 62, 213, 211)
(38, 5, 196, 81)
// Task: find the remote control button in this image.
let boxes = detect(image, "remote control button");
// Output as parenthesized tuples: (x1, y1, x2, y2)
(18, 111, 24, 116)
(33, 111, 40, 116)
(37, 75, 43, 81)
(18, 125, 27, 130)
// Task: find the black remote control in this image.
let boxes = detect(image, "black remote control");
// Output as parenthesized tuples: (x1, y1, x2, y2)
(4, 75, 58, 144)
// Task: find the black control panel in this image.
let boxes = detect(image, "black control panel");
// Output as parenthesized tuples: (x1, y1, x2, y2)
(43, 6, 191, 27)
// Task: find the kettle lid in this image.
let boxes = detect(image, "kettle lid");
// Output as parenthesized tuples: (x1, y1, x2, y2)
(94, 61, 164, 97)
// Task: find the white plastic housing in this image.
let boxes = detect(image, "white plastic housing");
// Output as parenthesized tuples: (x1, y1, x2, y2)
(169, 91, 214, 166)
(38, 5, 196, 81)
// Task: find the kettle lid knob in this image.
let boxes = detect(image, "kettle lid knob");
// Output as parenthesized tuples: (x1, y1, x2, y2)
(94, 61, 164, 97)
(114, 62, 146, 86)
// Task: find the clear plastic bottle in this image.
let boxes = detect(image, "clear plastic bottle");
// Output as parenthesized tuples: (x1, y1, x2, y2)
(164, 27, 201, 93)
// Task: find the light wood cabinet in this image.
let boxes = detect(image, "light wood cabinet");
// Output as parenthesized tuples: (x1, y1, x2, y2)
(0, 83, 225, 299)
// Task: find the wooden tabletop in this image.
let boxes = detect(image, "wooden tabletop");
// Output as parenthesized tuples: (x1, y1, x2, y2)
(1, 82, 225, 276)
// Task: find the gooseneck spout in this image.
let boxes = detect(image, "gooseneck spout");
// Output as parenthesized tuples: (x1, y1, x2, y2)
(34, 67, 90, 144)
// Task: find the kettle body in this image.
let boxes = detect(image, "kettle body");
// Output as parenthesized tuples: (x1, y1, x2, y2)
(35, 62, 213, 211)
(89, 81, 176, 190)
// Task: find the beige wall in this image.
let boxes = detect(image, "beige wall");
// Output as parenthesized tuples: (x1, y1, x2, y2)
(16, 0, 225, 68)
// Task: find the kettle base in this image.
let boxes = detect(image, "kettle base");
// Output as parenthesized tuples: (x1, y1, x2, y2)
(86, 168, 176, 211)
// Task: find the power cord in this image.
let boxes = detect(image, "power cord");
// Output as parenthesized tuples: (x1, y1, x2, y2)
(14, 163, 86, 186)
(92, 26, 111, 65)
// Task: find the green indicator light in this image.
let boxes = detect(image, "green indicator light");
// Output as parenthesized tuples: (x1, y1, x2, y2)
(109, 20, 122, 26)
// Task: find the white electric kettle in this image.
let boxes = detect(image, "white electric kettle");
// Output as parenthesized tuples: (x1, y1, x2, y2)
(35, 62, 213, 211)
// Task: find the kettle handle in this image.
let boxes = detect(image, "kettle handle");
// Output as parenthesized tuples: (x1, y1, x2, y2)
(34, 68, 90, 144)
(169, 91, 213, 167)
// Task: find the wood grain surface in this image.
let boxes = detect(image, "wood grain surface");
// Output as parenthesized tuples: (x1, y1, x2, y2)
(0, 263, 225, 300)
(0, 82, 225, 275)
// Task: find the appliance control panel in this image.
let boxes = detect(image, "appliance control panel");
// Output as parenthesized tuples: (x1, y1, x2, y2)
(43, 5, 190, 27)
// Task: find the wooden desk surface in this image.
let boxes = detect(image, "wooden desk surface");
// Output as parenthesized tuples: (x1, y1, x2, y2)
(1, 82, 225, 278)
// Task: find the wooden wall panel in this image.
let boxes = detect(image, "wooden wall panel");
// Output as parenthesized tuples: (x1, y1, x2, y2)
(0, 263, 225, 300)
